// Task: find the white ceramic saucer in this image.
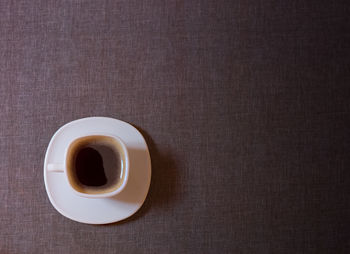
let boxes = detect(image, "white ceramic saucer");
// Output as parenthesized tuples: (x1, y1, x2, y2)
(44, 117, 151, 224)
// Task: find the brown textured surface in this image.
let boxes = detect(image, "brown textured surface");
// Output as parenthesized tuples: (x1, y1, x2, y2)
(0, 0, 349, 253)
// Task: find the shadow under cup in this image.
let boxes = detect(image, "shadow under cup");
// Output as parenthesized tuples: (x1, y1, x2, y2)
(66, 135, 128, 195)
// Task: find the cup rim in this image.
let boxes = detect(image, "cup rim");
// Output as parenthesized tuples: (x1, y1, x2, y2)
(64, 133, 130, 198)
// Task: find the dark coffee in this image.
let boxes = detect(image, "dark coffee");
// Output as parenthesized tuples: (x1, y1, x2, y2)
(73, 143, 121, 188)
(75, 147, 107, 186)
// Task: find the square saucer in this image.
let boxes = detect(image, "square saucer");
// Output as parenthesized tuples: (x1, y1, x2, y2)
(44, 117, 151, 224)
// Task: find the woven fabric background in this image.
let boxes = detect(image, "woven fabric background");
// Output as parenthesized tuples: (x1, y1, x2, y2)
(0, 0, 349, 253)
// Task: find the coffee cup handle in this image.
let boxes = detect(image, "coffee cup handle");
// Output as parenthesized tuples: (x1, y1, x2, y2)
(47, 164, 64, 173)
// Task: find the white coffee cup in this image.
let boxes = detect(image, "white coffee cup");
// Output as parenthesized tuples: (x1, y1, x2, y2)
(47, 133, 129, 198)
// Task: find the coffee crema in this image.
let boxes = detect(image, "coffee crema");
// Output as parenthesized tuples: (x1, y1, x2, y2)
(66, 136, 126, 195)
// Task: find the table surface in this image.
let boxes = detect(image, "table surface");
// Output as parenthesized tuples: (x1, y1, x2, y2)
(0, 1, 349, 253)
